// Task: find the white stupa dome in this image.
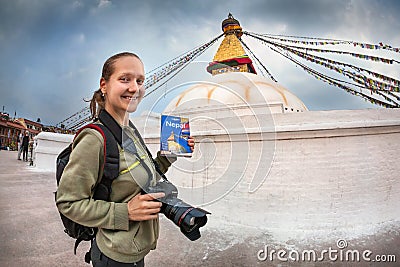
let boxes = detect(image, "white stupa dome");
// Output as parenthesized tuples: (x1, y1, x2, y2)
(164, 72, 308, 114)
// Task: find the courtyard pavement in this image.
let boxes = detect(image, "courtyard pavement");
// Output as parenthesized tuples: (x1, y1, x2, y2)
(0, 150, 398, 266)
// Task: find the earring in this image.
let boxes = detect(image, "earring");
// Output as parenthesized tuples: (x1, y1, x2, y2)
(101, 93, 105, 97)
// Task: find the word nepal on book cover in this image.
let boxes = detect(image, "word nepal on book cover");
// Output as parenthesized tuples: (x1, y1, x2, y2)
(160, 115, 192, 157)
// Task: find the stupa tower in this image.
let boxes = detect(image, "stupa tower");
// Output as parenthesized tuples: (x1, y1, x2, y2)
(165, 13, 308, 114)
(206, 13, 256, 75)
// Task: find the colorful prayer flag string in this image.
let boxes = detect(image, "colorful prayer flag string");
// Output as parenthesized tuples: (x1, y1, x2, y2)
(244, 31, 400, 108)
(249, 32, 400, 53)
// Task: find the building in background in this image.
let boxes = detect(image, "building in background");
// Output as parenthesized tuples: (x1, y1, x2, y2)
(16, 118, 42, 136)
(0, 110, 76, 150)
(0, 112, 29, 150)
(0, 113, 44, 150)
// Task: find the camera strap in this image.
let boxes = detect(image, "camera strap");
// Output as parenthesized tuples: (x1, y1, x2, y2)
(98, 110, 157, 189)
(127, 120, 169, 182)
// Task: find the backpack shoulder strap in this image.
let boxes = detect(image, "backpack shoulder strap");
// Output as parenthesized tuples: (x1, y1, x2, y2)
(97, 109, 167, 185)
(75, 122, 120, 201)
(98, 109, 123, 145)
(75, 124, 108, 174)
(98, 109, 162, 175)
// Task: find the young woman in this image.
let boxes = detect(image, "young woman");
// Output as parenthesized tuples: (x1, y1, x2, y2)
(56, 52, 194, 266)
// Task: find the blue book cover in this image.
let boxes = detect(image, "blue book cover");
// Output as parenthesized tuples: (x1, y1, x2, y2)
(160, 115, 192, 157)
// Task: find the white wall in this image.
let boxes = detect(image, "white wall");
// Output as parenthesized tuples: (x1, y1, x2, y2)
(37, 108, 400, 241)
(34, 132, 73, 172)
(138, 108, 400, 241)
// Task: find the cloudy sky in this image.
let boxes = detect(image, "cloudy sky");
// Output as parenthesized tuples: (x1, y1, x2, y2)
(0, 0, 399, 125)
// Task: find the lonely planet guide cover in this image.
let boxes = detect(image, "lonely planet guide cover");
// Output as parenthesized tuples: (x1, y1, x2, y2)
(160, 115, 192, 157)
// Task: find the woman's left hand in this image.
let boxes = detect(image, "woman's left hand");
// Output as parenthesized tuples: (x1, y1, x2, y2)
(188, 136, 195, 152)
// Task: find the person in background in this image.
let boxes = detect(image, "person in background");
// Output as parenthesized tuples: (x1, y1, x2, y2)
(29, 137, 34, 165)
(17, 132, 23, 160)
(21, 131, 29, 162)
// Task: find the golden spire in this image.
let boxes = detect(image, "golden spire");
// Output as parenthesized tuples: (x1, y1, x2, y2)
(213, 13, 245, 62)
(207, 14, 256, 76)
(213, 34, 246, 62)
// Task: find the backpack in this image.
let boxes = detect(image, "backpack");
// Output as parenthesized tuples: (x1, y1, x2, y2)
(55, 110, 121, 261)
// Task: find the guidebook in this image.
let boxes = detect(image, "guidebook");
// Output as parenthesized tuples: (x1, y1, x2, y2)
(160, 115, 192, 157)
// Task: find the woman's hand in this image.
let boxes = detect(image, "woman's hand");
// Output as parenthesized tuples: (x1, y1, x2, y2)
(127, 192, 165, 221)
(188, 136, 195, 152)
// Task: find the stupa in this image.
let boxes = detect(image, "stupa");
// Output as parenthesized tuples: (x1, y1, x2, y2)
(164, 13, 308, 115)
(134, 14, 400, 246)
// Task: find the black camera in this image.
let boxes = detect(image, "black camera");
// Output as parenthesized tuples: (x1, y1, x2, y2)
(145, 179, 210, 241)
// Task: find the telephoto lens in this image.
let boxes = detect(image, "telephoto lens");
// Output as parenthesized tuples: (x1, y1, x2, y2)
(145, 179, 210, 241)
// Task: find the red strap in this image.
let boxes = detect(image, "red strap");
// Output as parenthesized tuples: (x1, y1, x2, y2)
(74, 124, 107, 173)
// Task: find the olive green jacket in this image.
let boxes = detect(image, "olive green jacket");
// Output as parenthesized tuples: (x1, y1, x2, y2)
(56, 124, 175, 263)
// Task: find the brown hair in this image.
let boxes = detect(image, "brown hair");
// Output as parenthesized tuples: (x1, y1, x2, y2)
(89, 52, 142, 119)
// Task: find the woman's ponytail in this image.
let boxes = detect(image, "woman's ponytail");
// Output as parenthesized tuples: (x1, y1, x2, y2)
(89, 89, 105, 120)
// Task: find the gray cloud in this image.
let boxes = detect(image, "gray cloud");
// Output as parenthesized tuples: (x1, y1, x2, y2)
(0, 0, 398, 125)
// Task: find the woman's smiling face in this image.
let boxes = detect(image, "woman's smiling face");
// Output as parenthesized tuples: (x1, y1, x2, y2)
(100, 55, 145, 124)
